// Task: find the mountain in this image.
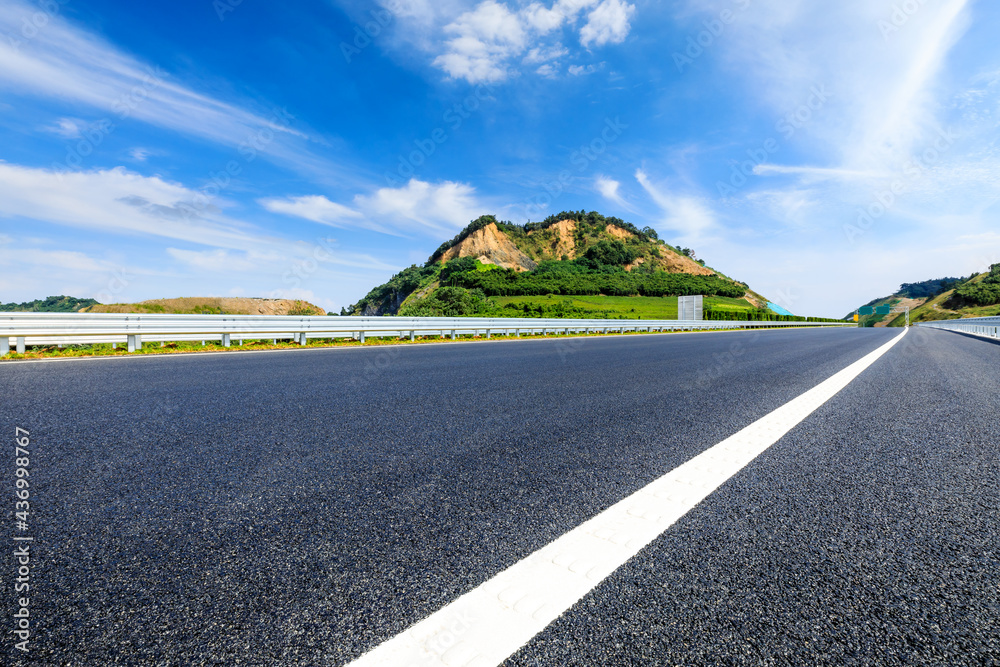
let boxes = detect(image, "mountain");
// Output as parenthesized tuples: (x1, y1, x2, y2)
(0, 296, 98, 312)
(851, 264, 1000, 327)
(348, 211, 830, 322)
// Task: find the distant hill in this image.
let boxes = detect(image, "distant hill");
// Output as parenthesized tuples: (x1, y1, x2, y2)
(0, 296, 98, 312)
(349, 211, 839, 322)
(84, 297, 325, 316)
(851, 264, 1000, 327)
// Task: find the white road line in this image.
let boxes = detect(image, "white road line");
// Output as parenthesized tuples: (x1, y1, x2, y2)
(346, 329, 908, 667)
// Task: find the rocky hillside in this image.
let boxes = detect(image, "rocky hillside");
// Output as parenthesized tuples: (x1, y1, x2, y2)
(349, 211, 773, 318)
(85, 297, 325, 316)
(852, 265, 1000, 327)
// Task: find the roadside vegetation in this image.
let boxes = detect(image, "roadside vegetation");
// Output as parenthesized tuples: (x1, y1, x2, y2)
(0, 296, 97, 312)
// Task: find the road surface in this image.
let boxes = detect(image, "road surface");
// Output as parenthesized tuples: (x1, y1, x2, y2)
(2, 327, 997, 665)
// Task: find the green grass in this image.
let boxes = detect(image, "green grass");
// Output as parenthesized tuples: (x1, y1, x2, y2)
(492, 294, 760, 319)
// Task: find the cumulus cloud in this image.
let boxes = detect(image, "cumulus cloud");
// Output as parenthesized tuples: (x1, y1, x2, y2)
(595, 175, 626, 205)
(263, 179, 485, 237)
(355, 179, 482, 234)
(427, 0, 635, 83)
(580, 0, 635, 47)
(433, 1, 528, 83)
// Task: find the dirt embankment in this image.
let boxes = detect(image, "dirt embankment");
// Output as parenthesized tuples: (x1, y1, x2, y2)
(440, 223, 538, 271)
(86, 297, 326, 315)
(440, 218, 715, 277)
(873, 297, 926, 327)
(530, 219, 578, 260)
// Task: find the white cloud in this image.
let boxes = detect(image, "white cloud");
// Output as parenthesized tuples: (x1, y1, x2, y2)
(128, 148, 150, 162)
(165, 248, 285, 273)
(355, 179, 482, 234)
(433, 1, 528, 83)
(260, 195, 365, 229)
(580, 0, 635, 47)
(425, 0, 633, 83)
(687, 0, 974, 180)
(635, 168, 716, 239)
(0, 1, 301, 145)
(0, 163, 392, 274)
(595, 175, 627, 206)
(523, 44, 569, 64)
(263, 179, 485, 237)
(43, 117, 83, 139)
(0, 0, 367, 187)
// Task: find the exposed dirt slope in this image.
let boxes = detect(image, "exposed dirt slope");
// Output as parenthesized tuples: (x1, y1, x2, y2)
(529, 219, 578, 260)
(441, 219, 715, 277)
(440, 223, 538, 271)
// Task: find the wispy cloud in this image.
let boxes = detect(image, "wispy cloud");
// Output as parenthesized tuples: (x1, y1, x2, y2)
(0, 163, 392, 272)
(0, 0, 371, 189)
(0, 1, 300, 145)
(635, 168, 716, 239)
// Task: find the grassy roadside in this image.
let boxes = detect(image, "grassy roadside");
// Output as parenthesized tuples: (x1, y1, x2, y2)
(491, 294, 770, 320)
(0, 324, 839, 362)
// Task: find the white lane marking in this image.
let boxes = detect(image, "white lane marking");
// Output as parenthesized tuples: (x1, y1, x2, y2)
(346, 329, 908, 667)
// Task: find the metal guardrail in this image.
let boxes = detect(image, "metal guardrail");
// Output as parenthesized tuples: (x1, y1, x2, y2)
(0, 313, 851, 355)
(917, 316, 1000, 340)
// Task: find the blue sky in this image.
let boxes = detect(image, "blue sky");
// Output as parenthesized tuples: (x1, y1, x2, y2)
(0, 0, 997, 316)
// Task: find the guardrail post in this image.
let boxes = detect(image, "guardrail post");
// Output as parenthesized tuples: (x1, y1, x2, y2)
(1, 338, 8, 355)
(486, 329, 491, 339)
(409, 330, 415, 342)
(299, 333, 307, 346)
(451, 329, 456, 340)
(221, 333, 230, 348)
(359, 331, 366, 344)
(15, 337, 25, 354)
(515, 329, 520, 338)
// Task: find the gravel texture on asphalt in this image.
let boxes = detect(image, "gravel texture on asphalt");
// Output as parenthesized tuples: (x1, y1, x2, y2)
(505, 327, 1000, 667)
(0, 328, 904, 665)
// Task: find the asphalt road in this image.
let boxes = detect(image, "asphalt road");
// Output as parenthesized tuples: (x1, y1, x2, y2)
(2, 327, 997, 665)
